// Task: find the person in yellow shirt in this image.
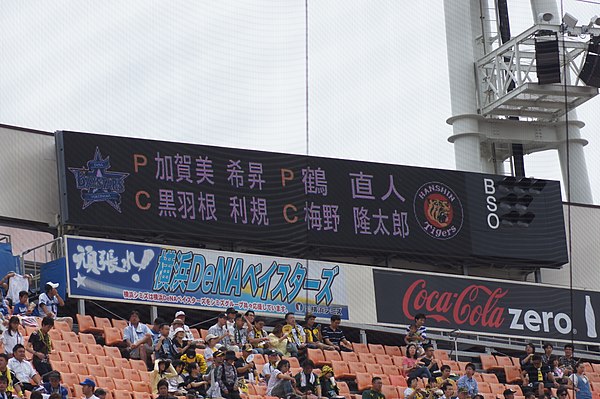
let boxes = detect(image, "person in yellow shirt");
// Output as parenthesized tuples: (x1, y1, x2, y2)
(179, 347, 208, 374)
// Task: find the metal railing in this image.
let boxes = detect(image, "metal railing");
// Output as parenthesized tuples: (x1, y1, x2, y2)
(0, 233, 11, 244)
(20, 237, 64, 292)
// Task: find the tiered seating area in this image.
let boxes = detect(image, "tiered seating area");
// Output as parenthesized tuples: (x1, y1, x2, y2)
(9, 313, 600, 399)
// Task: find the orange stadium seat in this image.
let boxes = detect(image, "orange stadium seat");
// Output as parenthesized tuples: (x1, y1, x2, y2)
(338, 381, 351, 396)
(376, 354, 394, 365)
(73, 385, 84, 398)
(96, 355, 115, 367)
(385, 345, 403, 357)
(130, 359, 148, 372)
(53, 340, 70, 353)
(366, 363, 383, 375)
(482, 374, 500, 384)
(435, 350, 450, 360)
(60, 351, 79, 363)
(396, 387, 407, 399)
(83, 354, 98, 365)
(474, 374, 484, 382)
(356, 372, 373, 391)
(77, 315, 104, 335)
(478, 382, 492, 393)
(392, 355, 405, 368)
(496, 356, 513, 368)
(382, 385, 400, 399)
(113, 358, 131, 369)
(132, 393, 152, 399)
(95, 317, 112, 330)
(480, 393, 497, 399)
(505, 384, 523, 395)
(358, 353, 376, 364)
(48, 329, 62, 341)
(54, 320, 71, 332)
(114, 379, 134, 392)
(87, 344, 105, 357)
(369, 344, 386, 354)
(200, 329, 209, 340)
(382, 365, 401, 376)
(324, 350, 342, 363)
(103, 327, 123, 346)
(70, 342, 88, 354)
(88, 364, 106, 378)
(123, 368, 141, 382)
(389, 375, 407, 387)
(97, 376, 116, 390)
(504, 366, 523, 384)
(112, 319, 128, 330)
(191, 329, 201, 341)
(70, 363, 89, 375)
(131, 380, 152, 393)
(51, 360, 70, 374)
(348, 362, 367, 376)
(62, 331, 80, 343)
(79, 333, 97, 345)
(106, 366, 125, 380)
(480, 354, 499, 372)
(341, 351, 360, 363)
(103, 346, 122, 358)
(332, 360, 355, 380)
(61, 372, 80, 386)
(490, 383, 506, 395)
(48, 353, 61, 364)
(307, 349, 329, 367)
(353, 343, 369, 353)
(113, 390, 132, 399)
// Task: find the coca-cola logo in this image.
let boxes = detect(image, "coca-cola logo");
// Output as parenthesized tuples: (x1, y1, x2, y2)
(402, 279, 508, 328)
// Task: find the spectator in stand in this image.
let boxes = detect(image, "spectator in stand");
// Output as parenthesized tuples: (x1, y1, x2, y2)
(79, 378, 99, 399)
(156, 379, 177, 399)
(403, 344, 432, 382)
(204, 334, 220, 367)
(1, 317, 24, 356)
(171, 311, 201, 345)
(94, 389, 107, 399)
(206, 349, 225, 399)
(319, 366, 344, 399)
(171, 327, 192, 359)
(180, 346, 208, 374)
(0, 375, 15, 399)
(404, 377, 425, 399)
(285, 313, 307, 359)
(8, 345, 41, 391)
(150, 318, 166, 346)
(568, 362, 593, 399)
(269, 324, 291, 357)
(405, 314, 428, 355)
(216, 351, 241, 399)
(0, 353, 23, 397)
(522, 354, 558, 398)
(154, 323, 176, 360)
(248, 317, 270, 353)
(41, 371, 68, 399)
(124, 310, 153, 368)
(503, 388, 516, 399)
(208, 313, 232, 349)
(166, 360, 186, 397)
(150, 359, 178, 395)
(560, 344, 578, 376)
(556, 387, 569, 399)
(321, 316, 352, 352)
(435, 365, 456, 389)
(225, 308, 237, 335)
(266, 359, 298, 399)
(520, 343, 536, 367)
(439, 382, 454, 399)
(27, 316, 54, 378)
(183, 362, 209, 398)
(230, 314, 247, 352)
(235, 344, 258, 388)
(261, 349, 281, 383)
(12, 292, 33, 316)
(551, 357, 567, 385)
(36, 283, 71, 329)
(362, 376, 385, 399)
(243, 310, 255, 330)
(420, 345, 440, 377)
(294, 359, 322, 399)
(541, 343, 555, 367)
(456, 363, 478, 397)
(303, 314, 334, 351)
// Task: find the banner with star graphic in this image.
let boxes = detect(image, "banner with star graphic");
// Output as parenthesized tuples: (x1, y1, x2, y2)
(64, 235, 350, 319)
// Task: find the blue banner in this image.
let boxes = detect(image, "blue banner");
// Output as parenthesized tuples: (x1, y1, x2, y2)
(65, 236, 349, 319)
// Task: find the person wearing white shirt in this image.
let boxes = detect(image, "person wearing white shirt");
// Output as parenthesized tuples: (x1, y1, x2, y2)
(79, 378, 100, 399)
(123, 311, 153, 368)
(7, 345, 40, 391)
(1, 317, 23, 356)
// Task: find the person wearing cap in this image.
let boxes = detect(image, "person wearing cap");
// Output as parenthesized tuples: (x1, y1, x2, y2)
(26, 316, 54, 378)
(124, 310, 153, 369)
(216, 351, 241, 399)
(155, 322, 176, 360)
(208, 313, 233, 349)
(36, 283, 71, 329)
(206, 349, 226, 399)
(0, 354, 23, 398)
(203, 334, 220, 367)
(79, 378, 99, 399)
(8, 345, 40, 391)
(171, 326, 193, 359)
(319, 365, 343, 399)
(41, 371, 67, 399)
(235, 344, 258, 389)
(170, 311, 196, 343)
(248, 317, 270, 354)
(503, 388, 516, 399)
(261, 349, 280, 383)
(150, 358, 178, 395)
(180, 346, 208, 374)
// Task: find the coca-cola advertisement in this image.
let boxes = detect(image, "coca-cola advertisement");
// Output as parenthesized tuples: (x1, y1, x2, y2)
(374, 269, 599, 343)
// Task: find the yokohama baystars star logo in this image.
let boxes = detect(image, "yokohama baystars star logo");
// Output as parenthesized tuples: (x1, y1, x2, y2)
(413, 181, 463, 240)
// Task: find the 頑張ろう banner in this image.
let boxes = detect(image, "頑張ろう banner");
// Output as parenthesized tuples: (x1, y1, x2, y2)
(64, 236, 349, 319)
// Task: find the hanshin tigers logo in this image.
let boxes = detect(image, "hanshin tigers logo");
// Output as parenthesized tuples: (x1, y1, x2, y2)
(413, 182, 463, 240)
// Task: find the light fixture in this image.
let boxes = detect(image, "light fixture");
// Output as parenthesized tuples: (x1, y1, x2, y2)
(538, 12, 554, 23)
(562, 12, 578, 31)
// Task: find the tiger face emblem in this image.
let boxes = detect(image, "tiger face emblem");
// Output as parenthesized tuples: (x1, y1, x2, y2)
(414, 182, 463, 240)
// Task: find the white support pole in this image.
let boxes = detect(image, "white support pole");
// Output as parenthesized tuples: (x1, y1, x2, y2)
(444, 0, 485, 173)
(557, 118, 593, 204)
